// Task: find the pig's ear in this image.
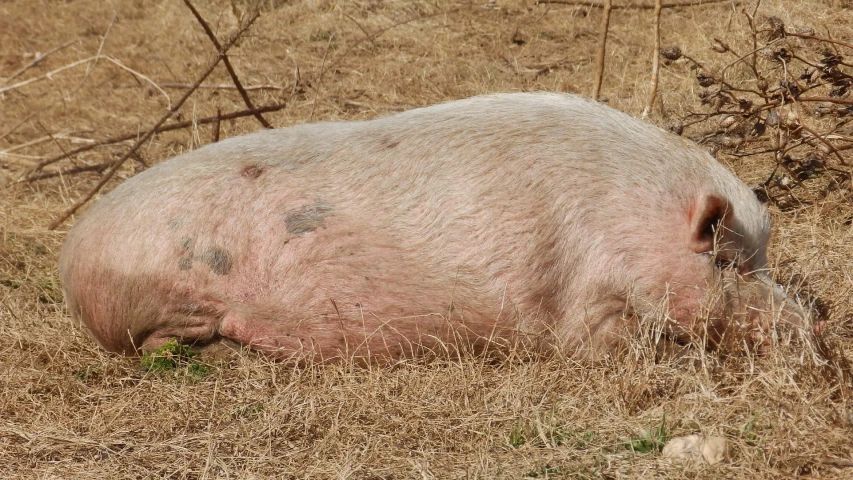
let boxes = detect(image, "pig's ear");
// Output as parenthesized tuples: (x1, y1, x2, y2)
(689, 194, 730, 254)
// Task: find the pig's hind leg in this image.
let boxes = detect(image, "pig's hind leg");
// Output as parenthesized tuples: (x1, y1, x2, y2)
(137, 298, 228, 352)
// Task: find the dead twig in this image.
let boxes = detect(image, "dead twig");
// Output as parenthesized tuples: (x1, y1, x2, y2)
(67, 15, 117, 103)
(0, 57, 97, 95)
(310, 34, 334, 121)
(592, 0, 613, 100)
(27, 160, 119, 182)
(796, 96, 853, 106)
(786, 31, 853, 52)
(47, 13, 260, 230)
(24, 102, 288, 175)
(181, 0, 271, 129)
(797, 120, 850, 166)
(536, 0, 735, 8)
(641, 0, 663, 119)
(157, 82, 285, 91)
(1, 40, 76, 86)
(0, 55, 171, 107)
(211, 108, 221, 143)
(344, 14, 379, 48)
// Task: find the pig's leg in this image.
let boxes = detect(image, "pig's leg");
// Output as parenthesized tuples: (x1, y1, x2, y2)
(558, 292, 639, 357)
(138, 298, 228, 352)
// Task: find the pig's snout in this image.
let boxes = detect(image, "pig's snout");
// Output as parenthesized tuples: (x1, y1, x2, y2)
(715, 270, 813, 350)
(759, 273, 808, 327)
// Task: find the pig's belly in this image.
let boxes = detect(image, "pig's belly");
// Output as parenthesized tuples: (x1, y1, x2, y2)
(88, 196, 516, 360)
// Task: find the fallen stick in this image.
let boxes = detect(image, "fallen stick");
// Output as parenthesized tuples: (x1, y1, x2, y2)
(27, 102, 287, 175)
(27, 160, 118, 182)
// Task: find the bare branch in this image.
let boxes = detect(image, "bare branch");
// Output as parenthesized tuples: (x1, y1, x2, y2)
(786, 31, 853, 52)
(26, 102, 288, 175)
(592, 0, 613, 100)
(536, 0, 736, 8)
(157, 82, 285, 91)
(642, 0, 663, 119)
(181, 0, 272, 129)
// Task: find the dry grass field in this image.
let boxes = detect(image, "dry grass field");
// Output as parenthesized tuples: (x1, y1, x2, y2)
(2, 0, 853, 477)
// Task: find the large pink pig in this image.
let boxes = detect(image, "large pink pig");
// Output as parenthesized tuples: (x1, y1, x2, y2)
(59, 93, 808, 361)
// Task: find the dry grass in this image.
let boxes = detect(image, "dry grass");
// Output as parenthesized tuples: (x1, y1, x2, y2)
(2, 0, 853, 477)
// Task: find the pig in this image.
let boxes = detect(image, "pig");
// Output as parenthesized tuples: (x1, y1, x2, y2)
(58, 92, 808, 362)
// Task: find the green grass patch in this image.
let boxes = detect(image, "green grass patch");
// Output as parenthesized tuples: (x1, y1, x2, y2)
(622, 414, 670, 454)
(140, 340, 212, 379)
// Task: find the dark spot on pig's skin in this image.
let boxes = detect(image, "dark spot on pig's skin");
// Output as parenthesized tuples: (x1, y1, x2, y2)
(242, 164, 265, 178)
(384, 140, 399, 149)
(285, 200, 333, 236)
(200, 247, 233, 275)
(168, 218, 184, 230)
(178, 257, 193, 271)
(180, 237, 196, 252)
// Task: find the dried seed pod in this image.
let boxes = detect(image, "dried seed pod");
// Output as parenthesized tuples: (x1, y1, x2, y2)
(697, 72, 715, 87)
(766, 16, 785, 40)
(795, 26, 816, 36)
(720, 115, 737, 128)
(829, 84, 850, 98)
(750, 184, 770, 203)
(757, 78, 769, 92)
(772, 47, 793, 63)
(775, 174, 794, 188)
(808, 69, 822, 85)
(801, 152, 826, 171)
(758, 47, 776, 61)
(779, 105, 800, 128)
(766, 109, 779, 126)
(710, 39, 728, 53)
(819, 52, 843, 68)
(669, 123, 685, 135)
(660, 46, 682, 61)
(779, 81, 802, 99)
(738, 98, 753, 113)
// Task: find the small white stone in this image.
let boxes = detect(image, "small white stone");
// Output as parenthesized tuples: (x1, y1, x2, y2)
(662, 435, 729, 465)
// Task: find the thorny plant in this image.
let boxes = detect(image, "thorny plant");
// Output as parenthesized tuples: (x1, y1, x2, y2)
(663, 6, 853, 211)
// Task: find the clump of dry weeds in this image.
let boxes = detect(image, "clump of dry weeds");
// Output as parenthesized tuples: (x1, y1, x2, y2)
(2, 0, 853, 478)
(666, 6, 853, 212)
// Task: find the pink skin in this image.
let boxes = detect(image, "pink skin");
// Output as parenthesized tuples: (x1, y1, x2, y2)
(59, 93, 811, 362)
